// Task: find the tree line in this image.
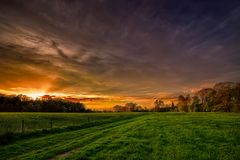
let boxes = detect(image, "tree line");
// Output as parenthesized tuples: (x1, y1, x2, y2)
(113, 102, 148, 112)
(0, 94, 90, 112)
(1, 82, 239, 112)
(113, 82, 240, 112)
(177, 82, 240, 112)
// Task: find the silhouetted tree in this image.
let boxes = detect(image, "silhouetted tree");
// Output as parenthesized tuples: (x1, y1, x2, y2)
(197, 88, 216, 111)
(113, 102, 144, 112)
(177, 95, 191, 112)
(0, 94, 87, 112)
(212, 82, 240, 112)
(154, 99, 164, 112)
(190, 96, 201, 112)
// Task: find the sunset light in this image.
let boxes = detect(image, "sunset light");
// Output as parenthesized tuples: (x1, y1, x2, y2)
(25, 92, 46, 100)
(0, 0, 239, 109)
(0, 0, 239, 159)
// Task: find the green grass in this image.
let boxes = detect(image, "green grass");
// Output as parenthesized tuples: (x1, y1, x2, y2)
(0, 112, 239, 160)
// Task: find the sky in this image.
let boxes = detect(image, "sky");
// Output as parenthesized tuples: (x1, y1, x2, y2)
(0, 0, 240, 109)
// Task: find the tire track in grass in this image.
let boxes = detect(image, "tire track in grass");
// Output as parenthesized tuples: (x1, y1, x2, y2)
(5, 116, 145, 160)
(1, 126, 101, 160)
(52, 116, 148, 160)
(16, 124, 126, 160)
(0, 117, 134, 159)
(57, 116, 149, 160)
(1, 129, 94, 160)
(92, 118, 154, 160)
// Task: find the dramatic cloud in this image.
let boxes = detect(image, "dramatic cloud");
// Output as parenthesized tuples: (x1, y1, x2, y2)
(0, 0, 240, 108)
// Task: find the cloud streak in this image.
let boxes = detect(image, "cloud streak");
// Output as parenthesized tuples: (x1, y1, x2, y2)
(0, 0, 240, 108)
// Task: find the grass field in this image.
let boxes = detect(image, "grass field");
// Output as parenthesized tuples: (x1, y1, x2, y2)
(0, 112, 239, 160)
(0, 112, 141, 135)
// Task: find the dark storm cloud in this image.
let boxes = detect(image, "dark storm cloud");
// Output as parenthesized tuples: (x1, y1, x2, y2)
(0, 0, 240, 97)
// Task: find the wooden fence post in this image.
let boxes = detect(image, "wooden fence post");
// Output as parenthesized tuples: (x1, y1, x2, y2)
(21, 120, 24, 134)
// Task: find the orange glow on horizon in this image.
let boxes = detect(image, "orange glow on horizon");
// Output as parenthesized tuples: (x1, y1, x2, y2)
(25, 92, 46, 100)
(0, 88, 179, 110)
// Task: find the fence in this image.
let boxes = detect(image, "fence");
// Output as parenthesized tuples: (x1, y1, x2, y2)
(0, 112, 140, 135)
(0, 116, 94, 135)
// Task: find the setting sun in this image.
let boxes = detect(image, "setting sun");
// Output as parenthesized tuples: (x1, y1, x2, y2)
(25, 92, 46, 100)
(0, 0, 239, 159)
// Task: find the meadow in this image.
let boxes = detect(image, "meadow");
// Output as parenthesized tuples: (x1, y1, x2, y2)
(0, 112, 239, 160)
(0, 112, 140, 135)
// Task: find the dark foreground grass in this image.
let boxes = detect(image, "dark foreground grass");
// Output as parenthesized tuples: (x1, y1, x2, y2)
(0, 112, 239, 160)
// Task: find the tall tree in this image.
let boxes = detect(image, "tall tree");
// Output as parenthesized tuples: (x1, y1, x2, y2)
(154, 99, 164, 112)
(190, 96, 201, 112)
(177, 95, 190, 112)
